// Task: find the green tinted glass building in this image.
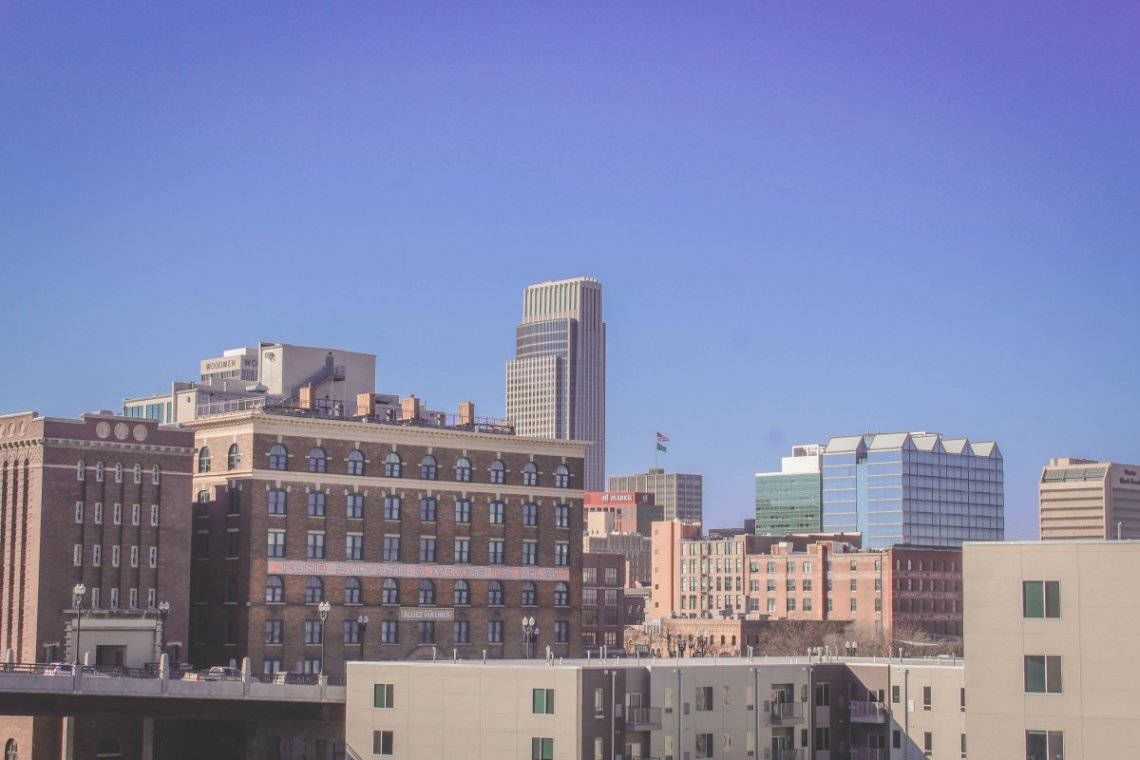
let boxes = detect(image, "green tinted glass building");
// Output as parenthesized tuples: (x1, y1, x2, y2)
(755, 445, 823, 534)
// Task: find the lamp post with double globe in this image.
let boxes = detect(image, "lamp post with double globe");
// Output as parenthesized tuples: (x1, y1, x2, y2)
(72, 584, 86, 665)
(318, 601, 331, 675)
(521, 616, 539, 659)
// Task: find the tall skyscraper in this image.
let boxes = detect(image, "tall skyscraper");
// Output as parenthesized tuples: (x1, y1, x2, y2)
(609, 468, 703, 523)
(1038, 458, 1140, 540)
(506, 277, 606, 491)
(821, 431, 1004, 548)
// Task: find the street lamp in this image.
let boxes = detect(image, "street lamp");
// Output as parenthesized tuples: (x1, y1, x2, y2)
(521, 616, 538, 659)
(356, 614, 369, 661)
(317, 600, 331, 675)
(157, 601, 171, 662)
(72, 584, 86, 665)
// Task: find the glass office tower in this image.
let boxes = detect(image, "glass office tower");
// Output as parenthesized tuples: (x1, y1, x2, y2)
(754, 444, 823, 534)
(821, 432, 1003, 548)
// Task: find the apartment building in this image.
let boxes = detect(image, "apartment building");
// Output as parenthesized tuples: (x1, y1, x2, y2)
(964, 540, 1140, 759)
(345, 657, 966, 760)
(581, 553, 627, 654)
(184, 400, 586, 678)
(1038, 457, 1140, 539)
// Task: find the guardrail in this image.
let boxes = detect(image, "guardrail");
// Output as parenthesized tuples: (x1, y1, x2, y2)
(849, 700, 888, 723)
(625, 706, 662, 729)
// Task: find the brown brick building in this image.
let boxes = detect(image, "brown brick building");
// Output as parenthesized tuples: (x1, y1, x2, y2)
(581, 552, 626, 654)
(184, 403, 585, 677)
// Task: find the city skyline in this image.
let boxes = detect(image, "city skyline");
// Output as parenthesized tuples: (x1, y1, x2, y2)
(2, 3, 1138, 541)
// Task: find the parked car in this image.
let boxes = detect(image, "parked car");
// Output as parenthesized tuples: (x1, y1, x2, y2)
(204, 666, 242, 681)
(272, 671, 319, 685)
(43, 663, 109, 677)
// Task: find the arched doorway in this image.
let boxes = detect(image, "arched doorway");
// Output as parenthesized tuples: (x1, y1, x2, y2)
(5, 739, 18, 760)
(94, 738, 122, 760)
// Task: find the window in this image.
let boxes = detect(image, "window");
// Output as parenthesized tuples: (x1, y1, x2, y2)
(523, 503, 538, 526)
(307, 447, 327, 473)
(420, 497, 437, 522)
(344, 619, 362, 644)
(227, 444, 241, 470)
(814, 682, 830, 707)
(695, 686, 713, 711)
(554, 465, 570, 488)
(73, 544, 82, 566)
(75, 502, 83, 523)
(382, 578, 399, 605)
(267, 489, 287, 515)
(380, 620, 398, 644)
(150, 504, 160, 526)
(346, 534, 364, 560)
(815, 728, 831, 751)
(488, 580, 504, 606)
(489, 460, 506, 484)
(305, 577, 324, 604)
(303, 658, 321, 674)
(152, 464, 161, 485)
(454, 538, 470, 564)
(383, 536, 400, 562)
(850, 578, 857, 591)
(454, 457, 472, 482)
(384, 495, 401, 520)
(584, 567, 597, 584)
(264, 658, 283, 675)
(77, 460, 85, 481)
(111, 544, 121, 567)
(95, 502, 103, 524)
(453, 620, 470, 643)
(384, 452, 402, 477)
(95, 461, 104, 481)
(925, 732, 933, 755)
(522, 541, 537, 565)
(595, 688, 605, 715)
(147, 588, 156, 608)
(113, 503, 122, 525)
(266, 575, 284, 603)
(419, 537, 437, 562)
(892, 685, 901, 703)
(695, 732, 714, 759)
(555, 542, 569, 566)
(268, 444, 288, 470)
(308, 491, 326, 517)
(1023, 581, 1061, 619)
(533, 688, 555, 714)
(346, 492, 363, 519)
(961, 733, 967, 758)
(133, 464, 141, 483)
(453, 580, 470, 605)
(418, 579, 435, 606)
(554, 582, 569, 606)
(555, 504, 569, 528)
(489, 539, 505, 564)
(961, 687, 966, 712)
(489, 501, 505, 524)
(488, 620, 503, 643)
(455, 498, 471, 524)
(1025, 730, 1063, 760)
(522, 581, 537, 606)
(267, 530, 285, 557)
(347, 449, 365, 476)
(420, 455, 437, 480)
(265, 620, 283, 644)
(893, 730, 902, 749)
(1024, 656, 1063, 693)
(923, 686, 932, 710)
(531, 738, 554, 760)
(374, 683, 394, 708)
(109, 588, 119, 609)
(418, 620, 435, 644)
(198, 448, 211, 473)
(129, 545, 139, 567)
(307, 532, 325, 559)
(149, 547, 158, 567)
(523, 462, 538, 486)
(594, 738, 604, 760)
(554, 620, 568, 643)
(373, 730, 393, 756)
(850, 598, 857, 612)
(345, 576, 362, 604)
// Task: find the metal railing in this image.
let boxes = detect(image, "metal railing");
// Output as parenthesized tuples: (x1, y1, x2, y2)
(0, 662, 345, 687)
(849, 700, 888, 722)
(262, 403, 516, 435)
(197, 397, 268, 417)
(849, 748, 889, 760)
(625, 706, 662, 729)
(763, 749, 804, 760)
(766, 700, 804, 724)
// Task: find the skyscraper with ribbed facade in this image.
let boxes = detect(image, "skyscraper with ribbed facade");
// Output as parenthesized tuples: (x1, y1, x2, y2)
(506, 277, 606, 491)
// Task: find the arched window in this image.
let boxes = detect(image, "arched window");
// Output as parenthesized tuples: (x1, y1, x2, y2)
(4, 739, 16, 760)
(265, 575, 284, 603)
(132, 464, 142, 484)
(522, 462, 538, 487)
(95, 462, 104, 482)
(268, 444, 288, 470)
(420, 455, 437, 480)
(554, 582, 569, 607)
(453, 580, 470, 606)
(489, 459, 505, 484)
(197, 449, 211, 474)
(151, 465, 160, 485)
(95, 738, 122, 759)
(345, 577, 362, 605)
(454, 457, 472, 482)
(554, 465, 570, 488)
(347, 450, 365, 476)
(384, 452, 402, 478)
(114, 463, 123, 483)
(382, 578, 399, 605)
(307, 447, 326, 474)
(418, 579, 435, 606)
(227, 444, 241, 470)
(488, 580, 504, 606)
(76, 460, 85, 481)
(521, 581, 537, 606)
(305, 577, 324, 604)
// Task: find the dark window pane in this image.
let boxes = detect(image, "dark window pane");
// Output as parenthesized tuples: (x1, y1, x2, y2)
(1023, 581, 1044, 618)
(1045, 581, 1061, 618)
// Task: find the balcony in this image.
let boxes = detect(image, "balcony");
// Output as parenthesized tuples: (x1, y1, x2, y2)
(849, 749, 888, 760)
(849, 700, 888, 723)
(625, 707, 662, 730)
(765, 701, 804, 725)
(763, 749, 804, 760)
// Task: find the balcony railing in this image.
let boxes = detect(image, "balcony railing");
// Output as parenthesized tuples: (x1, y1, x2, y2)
(625, 707, 662, 730)
(763, 749, 804, 760)
(849, 748, 888, 760)
(765, 700, 804, 724)
(849, 700, 888, 723)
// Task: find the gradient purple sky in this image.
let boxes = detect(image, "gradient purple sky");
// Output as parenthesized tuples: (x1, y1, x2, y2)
(2, 3, 1138, 538)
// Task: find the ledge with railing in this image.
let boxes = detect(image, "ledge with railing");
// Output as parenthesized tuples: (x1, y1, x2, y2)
(765, 700, 804, 724)
(762, 748, 804, 760)
(849, 699, 889, 723)
(625, 706, 662, 729)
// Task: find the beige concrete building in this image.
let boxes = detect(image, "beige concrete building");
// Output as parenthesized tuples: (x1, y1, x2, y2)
(964, 540, 1140, 759)
(1038, 458, 1140, 540)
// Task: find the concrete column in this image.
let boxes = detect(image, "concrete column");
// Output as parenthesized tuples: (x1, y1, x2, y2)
(60, 716, 75, 760)
(141, 717, 155, 760)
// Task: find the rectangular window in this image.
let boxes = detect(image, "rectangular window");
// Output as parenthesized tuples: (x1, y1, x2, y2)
(265, 620, 283, 644)
(306, 532, 325, 559)
(380, 620, 398, 644)
(554, 542, 569, 566)
(419, 537, 437, 562)
(94, 503, 103, 524)
(227, 490, 240, 515)
(488, 620, 502, 643)
(923, 686, 932, 710)
(925, 732, 933, 754)
(554, 620, 568, 643)
(73, 544, 82, 566)
(522, 541, 538, 565)
(454, 538, 470, 564)
(531, 738, 554, 760)
(1025, 730, 1063, 760)
(74, 502, 84, 523)
(307, 491, 326, 517)
(146, 588, 156, 608)
(130, 545, 139, 567)
(112, 544, 121, 567)
(373, 683, 394, 708)
(695, 686, 713, 711)
(150, 504, 160, 526)
(343, 620, 361, 644)
(346, 534, 364, 561)
(420, 497, 437, 522)
(489, 539, 505, 564)
(814, 682, 830, 707)
(489, 501, 505, 524)
(695, 732, 714, 759)
(533, 688, 555, 714)
(815, 727, 831, 751)
(92, 545, 101, 566)
(455, 498, 471, 524)
(346, 493, 363, 519)
(594, 687, 605, 715)
(268, 489, 287, 515)
(383, 496, 400, 520)
(109, 588, 119, 609)
(1024, 655, 1063, 694)
(373, 730, 393, 756)
(452, 620, 469, 643)
(961, 733, 967, 758)
(523, 503, 538, 526)
(383, 536, 400, 562)
(304, 620, 322, 645)
(113, 503, 122, 525)
(225, 531, 240, 558)
(893, 730, 902, 749)
(267, 530, 285, 558)
(418, 621, 434, 644)
(555, 504, 569, 528)
(1023, 581, 1061, 619)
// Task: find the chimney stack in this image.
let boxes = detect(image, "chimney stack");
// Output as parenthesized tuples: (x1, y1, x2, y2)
(299, 386, 314, 411)
(458, 402, 475, 426)
(401, 396, 421, 422)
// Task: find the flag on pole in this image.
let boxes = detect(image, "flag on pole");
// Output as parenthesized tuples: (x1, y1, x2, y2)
(656, 442, 667, 453)
(656, 432, 670, 443)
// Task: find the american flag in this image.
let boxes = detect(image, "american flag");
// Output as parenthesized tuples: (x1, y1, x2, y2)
(656, 431, 670, 443)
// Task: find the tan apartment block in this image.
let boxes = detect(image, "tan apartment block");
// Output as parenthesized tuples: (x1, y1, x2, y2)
(1038, 458, 1140, 540)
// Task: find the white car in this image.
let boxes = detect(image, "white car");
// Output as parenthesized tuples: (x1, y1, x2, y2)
(43, 663, 109, 677)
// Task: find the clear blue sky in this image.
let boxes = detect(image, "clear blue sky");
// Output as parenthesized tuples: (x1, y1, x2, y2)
(2, 3, 1137, 539)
